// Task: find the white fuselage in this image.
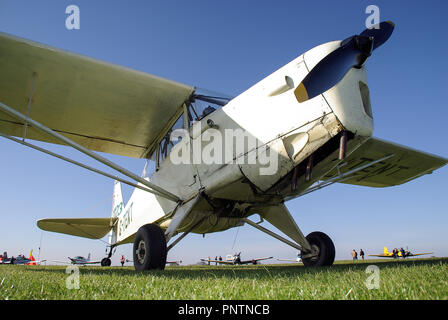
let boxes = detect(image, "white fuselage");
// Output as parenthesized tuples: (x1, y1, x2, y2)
(113, 41, 374, 244)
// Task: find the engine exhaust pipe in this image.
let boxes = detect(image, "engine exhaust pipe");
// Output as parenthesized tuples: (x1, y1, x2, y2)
(339, 131, 347, 160)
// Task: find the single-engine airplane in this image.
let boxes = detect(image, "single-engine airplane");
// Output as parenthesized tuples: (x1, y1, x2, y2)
(52, 253, 103, 266)
(0, 21, 446, 271)
(201, 252, 273, 265)
(68, 253, 102, 265)
(368, 247, 434, 259)
(51, 254, 100, 265)
(0, 250, 43, 265)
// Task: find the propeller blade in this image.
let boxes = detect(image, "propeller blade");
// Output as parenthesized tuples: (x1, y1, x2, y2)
(360, 20, 395, 50)
(295, 21, 394, 103)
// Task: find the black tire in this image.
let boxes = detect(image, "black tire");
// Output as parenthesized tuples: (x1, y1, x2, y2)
(101, 258, 111, 267)
(302, 231, 335, 267)
(133, 224, 167, 271)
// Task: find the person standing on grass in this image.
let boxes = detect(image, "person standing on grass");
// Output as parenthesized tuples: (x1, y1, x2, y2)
(120, 255, 125, 267)
(393, 248, 398, 259)
(352, 249, 358, 261)
(400, 248, 406, 259)
(360, 249, 365, 260)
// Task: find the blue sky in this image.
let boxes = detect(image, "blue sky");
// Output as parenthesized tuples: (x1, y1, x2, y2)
(0, 0, 446, 266)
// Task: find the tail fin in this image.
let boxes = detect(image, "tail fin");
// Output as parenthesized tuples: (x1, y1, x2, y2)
(112, 180, 124, 218)
(87, 253, 91, 262)
(29, 249, 35, 261)
(109, 181, 123, 245)
(384, 247, 389, 255)
(27, 250, 37, 265)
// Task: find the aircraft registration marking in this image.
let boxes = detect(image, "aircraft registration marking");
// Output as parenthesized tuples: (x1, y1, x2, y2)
(118, 203, 133, 237)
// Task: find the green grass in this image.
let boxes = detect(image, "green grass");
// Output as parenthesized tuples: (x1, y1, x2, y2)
(1, 258, 447, 300)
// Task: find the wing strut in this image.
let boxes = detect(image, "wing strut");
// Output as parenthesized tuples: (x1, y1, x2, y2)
(285, 154, 395, 201)
(0, 132, 168, 199)
(0, 100, 181, 203)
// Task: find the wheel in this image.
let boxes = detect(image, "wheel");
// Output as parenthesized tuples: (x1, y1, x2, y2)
(133, 223, 167, 271)
(301, 231, 335, 267)
(101, 258, 111, 267)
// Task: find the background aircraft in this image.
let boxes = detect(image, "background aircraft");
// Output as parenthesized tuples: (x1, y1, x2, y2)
(0, 250, 43, 265)
(69, 253, 102, 265)
(52, 253, 102, 265)
(368, 247, 434, 258)
(201, 252, 273, 265)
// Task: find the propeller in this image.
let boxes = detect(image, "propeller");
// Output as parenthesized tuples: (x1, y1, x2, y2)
(295, 21, 395, 103)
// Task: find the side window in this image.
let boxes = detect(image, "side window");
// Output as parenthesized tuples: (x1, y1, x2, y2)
(158, 113, 185, 163)
(190, 100, 217, 121)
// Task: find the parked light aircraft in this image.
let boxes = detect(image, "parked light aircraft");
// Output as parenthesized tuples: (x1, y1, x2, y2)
(0, 21, 446, 271)
(52, 253, 103, 265)
(201, 252, 273, 265)
(0, 250, 42, 265)
(368, 247, 433, 259)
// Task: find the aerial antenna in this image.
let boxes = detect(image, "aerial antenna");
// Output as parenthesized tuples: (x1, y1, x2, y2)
(231, 226, 240, 250)
(38, 230, 44, 262)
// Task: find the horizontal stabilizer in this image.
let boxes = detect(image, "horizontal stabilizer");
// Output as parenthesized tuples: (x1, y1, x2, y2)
(37, 218, 117, 239)
(323, 138, 447, 187)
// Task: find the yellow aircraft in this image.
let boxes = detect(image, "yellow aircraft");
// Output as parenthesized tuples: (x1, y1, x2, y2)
(368, 247, 433, 259)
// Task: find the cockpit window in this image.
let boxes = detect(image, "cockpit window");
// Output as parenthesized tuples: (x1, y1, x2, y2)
(158, 113, 185, 163)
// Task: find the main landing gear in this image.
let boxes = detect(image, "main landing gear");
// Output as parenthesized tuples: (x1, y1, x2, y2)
(242, 217, 335, 268)
(301, 231, 335, 267)
(101, 246, 114, 267)
(101, 257, 111, 266)
(133, 223, 167, 271)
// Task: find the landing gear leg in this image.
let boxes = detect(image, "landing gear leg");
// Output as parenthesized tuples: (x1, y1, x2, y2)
(101, 246, 115, 267)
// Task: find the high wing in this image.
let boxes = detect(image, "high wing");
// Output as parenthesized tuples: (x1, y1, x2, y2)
(322, 138, 448, 187)
(408, 252, 433, 257)
(51, 260, 73, 265)
(367, 254, 391, 258)
(240, 257, 273, 264)
(69, 259, 101, 265)
(0, 32, 195, 158)
(277, 258, 301, 262)
(37, 218, 117, 239)
(277, 259, 296, 262)
(200, 259, 235, 265)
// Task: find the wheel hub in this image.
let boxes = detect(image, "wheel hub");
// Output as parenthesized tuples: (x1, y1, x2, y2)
(136, 240, 146, 264)
(309, 244, 320, 262)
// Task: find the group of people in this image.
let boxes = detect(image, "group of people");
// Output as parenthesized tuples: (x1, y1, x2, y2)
(351, 249, 365, 260)
(206, 256, 223, 265)
(392, 248, 407, 259)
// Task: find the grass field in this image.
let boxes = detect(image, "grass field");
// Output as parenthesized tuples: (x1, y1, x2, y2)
(0, 258, 447, 300)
